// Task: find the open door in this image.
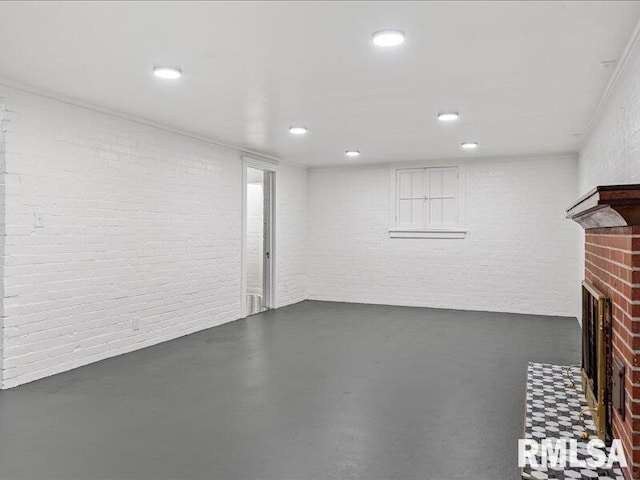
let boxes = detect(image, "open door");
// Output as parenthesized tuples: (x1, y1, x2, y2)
(244, 165, 274, 316)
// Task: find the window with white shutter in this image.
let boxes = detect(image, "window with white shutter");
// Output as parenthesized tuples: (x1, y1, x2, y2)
(390, 164, 466, 239)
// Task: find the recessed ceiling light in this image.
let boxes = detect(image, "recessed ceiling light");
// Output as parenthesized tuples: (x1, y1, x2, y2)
(153, 66, 182, 80)
(345, 150, 360, 158)
(438, 112, 459, 122)
(461, 142, 478, 150)
(372, 29, 405, 47)
(289, 126, 308, 135)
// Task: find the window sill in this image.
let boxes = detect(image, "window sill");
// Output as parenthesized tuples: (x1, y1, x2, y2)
(388, 229, 467, 239)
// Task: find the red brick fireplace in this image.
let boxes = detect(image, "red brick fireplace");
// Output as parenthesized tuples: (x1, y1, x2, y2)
(568, 185, 640, 478)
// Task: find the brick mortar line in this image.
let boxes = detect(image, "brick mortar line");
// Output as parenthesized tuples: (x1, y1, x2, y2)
(586, 241, 640, 254)
(587, 233, 640, 239)
(610, 302, 639, 327)
(611, 331, 640, 362)
(586, 259, 640, 289)
(586, 270, 640, 305)
(585, 241, 640, 257)
(585, 248, 640, 273)
(611, 318, 640, 344)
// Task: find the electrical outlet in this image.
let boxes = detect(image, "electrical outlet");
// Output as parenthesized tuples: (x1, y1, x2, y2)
(132, 316, 140, 331)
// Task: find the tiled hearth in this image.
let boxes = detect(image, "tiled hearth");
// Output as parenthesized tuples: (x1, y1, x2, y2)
(523, 362, 624, 480)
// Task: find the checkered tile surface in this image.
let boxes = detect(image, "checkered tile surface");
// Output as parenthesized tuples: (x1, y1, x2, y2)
(522, 362, 625, 480)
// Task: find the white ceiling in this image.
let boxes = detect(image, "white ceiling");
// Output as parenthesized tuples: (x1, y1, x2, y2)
(1, 1, 639, 167)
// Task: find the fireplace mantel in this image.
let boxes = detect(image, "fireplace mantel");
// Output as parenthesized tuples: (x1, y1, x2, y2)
(566, 184, 640, 229)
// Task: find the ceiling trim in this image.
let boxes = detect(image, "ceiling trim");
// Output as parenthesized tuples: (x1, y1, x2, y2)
(308, 151, 578, 170)
(241, 154, 279, 167)
(0, 77, 306, 169)
(578, 16, 640, 150)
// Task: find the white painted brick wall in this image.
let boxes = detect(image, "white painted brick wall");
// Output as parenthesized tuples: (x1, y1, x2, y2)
(579, 36, 640, 193)
(307, 155, 581, 317)
(275, 163, 307, 308)
(0, 87, 307, 389)
(0, 99, 6, 379)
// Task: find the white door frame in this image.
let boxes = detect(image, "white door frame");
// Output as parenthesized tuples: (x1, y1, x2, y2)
(241, 156, 277, 318)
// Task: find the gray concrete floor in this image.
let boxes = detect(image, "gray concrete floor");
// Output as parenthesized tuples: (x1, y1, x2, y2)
(0, 300, 581, 480)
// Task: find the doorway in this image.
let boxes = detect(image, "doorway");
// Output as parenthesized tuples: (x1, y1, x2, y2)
(243, 164, 274, 316)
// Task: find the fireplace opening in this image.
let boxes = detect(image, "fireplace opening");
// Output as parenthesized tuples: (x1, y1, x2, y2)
(581, 279, 611, 441)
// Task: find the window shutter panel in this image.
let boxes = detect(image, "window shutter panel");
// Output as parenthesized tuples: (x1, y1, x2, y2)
(397, 169, 425, 228)
(441, 168, 458, 225)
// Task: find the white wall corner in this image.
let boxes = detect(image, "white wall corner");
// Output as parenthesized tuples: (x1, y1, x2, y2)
(578, 16, 640, 154)
(577, 16, 640, 192)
